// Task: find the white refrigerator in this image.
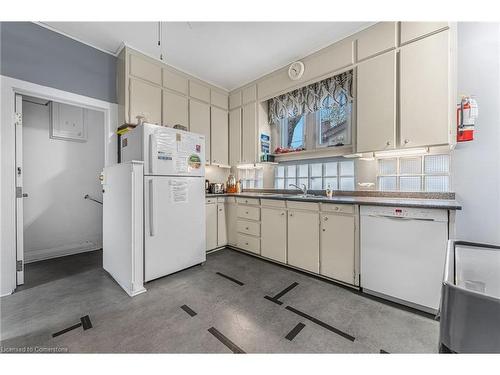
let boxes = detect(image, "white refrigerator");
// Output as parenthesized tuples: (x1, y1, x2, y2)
(103, 124, 206, 295)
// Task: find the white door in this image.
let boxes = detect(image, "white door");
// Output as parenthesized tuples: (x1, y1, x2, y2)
(320, 213, 356, 284)
(206, 202, 217, 250)
(144, 176, 206, 282)
(15, 94, 24, 285)
(217, 203, 227, 247)
(287, 210, 320, 273)
(261, 207, 287, 263)
(143, 124, 205, 177)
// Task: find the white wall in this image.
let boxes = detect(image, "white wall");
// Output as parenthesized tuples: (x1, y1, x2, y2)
(22, 100, 104, 262)
(453, 22, 500, 244)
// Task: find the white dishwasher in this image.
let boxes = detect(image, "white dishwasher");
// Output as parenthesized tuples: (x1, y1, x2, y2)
(360, 205, 449, 314)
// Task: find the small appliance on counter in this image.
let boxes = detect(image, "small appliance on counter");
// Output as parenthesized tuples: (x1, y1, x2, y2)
(209, 183, 224, 194)
(205, 179, 210, 193)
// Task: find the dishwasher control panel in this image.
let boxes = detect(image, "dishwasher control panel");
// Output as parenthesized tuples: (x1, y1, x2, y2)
(360, 205, 448, 222)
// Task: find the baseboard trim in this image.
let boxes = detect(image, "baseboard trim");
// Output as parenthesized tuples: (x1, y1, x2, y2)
(25, 243, 102, 263)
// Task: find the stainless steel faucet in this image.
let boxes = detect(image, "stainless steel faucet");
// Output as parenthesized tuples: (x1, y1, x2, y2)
(289, 183, 307, 195)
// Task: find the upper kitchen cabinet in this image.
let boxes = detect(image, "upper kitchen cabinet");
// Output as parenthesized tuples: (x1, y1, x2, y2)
(229, 108, 242, 166)
(162, 68, 188, 95)
(400, 22, 449, 45)
(211, 106, 229, 166)
(189, 99, 211, 164)
(189, 81, 211, 103)
(162, 90, 188, 128)
(229, 91, 242, 109)
(242, 102, 258, 164)
(400, 30, 450, 148)
(211, 90, 229, 110)
(129, 78, 162, 125)
(242, 85, 257, 105)
(129, 54, 162, 85)
(357, 22, 397, 61)
(356, 50, 397, 152)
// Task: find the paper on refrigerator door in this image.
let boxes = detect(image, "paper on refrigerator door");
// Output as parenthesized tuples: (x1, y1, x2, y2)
(171, 179, 188, 203)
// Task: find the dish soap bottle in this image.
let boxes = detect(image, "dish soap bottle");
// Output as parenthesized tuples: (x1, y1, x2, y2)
(326, 184, 333, 198)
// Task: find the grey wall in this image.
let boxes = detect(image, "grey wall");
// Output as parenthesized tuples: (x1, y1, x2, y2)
(0, 22, 117, 103)
(453, 22, 500, 244)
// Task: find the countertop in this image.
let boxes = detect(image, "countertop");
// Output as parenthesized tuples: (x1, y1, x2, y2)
(206, 192, 462, 210)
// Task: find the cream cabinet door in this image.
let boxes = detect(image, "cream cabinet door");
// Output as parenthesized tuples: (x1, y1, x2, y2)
(357, 51, 396, 152)
(229, 108, 242, 166)
(129, 78, 162, 125)
(400, 31, 450, 148)
(211, 107, 229, 166)
(357, 22, 396, 61)
(242, 102, 257, 164)
(320, 213, 355, 285)
(189, 100, 211, 164)
(217, 203, 227, 247)
(163, 90, 188, 128)
(226, 202, 238, 246)
(400, 22, 449, 45)
(206, 203, 217, 251)
(261, 207, 287, 263)
(287, 210, 319, 273)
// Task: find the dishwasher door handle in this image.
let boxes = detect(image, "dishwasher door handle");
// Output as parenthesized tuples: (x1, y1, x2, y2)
(367, 214, 436, 222)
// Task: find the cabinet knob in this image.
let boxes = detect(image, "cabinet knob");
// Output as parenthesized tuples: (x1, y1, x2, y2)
(245, 227, 249, 230)
(245, 242, 249, 246)
(245, 211, 249, 214)
(281, 212, 285, 216)
(386, 141, 391, 146)
(289, 213, 293, 217)
(322, 228, 326, 232)
(324, 216, 329, 220)
(404, 139, 409, 144)
(334, 207, 339, 211)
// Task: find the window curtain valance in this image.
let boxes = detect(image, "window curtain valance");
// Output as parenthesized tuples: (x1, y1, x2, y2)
(268, 70, 353, 125)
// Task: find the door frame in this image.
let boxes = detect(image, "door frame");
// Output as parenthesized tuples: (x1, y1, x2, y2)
(0, 75, 118, 296)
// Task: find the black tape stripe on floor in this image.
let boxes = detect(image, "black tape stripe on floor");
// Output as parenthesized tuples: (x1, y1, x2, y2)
(208, 327, 245, 354)
(273, 282, 299, 300)
(380, 349, 390, 354)
(285, 306, 355, 342)
(285, 322, 306, 341)
(216, 272, 244, 286)
(181, 304, 197, 317)
(52, 315, 92, 338)
(264, 295, 283, 305)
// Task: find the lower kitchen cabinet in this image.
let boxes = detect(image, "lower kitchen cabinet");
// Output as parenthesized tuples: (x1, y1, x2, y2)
(320, 212, 356, 285)
(287, 209, 320, 273)
(205, 200, 217, 251)
(226, 198, 238, 246)
(217, 203, 227, 247)
(261, 207, 287, 263)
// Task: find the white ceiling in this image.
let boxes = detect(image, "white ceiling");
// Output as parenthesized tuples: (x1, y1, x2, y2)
(40, 22, 373, 91)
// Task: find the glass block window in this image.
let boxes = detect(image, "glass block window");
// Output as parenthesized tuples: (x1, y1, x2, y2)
(274, 159, 355, 191)
(240, 168, 264, 189)
(377, 154, 451, 192)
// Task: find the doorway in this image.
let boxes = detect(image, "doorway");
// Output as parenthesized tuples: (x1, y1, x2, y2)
(15, 94, 105, 289)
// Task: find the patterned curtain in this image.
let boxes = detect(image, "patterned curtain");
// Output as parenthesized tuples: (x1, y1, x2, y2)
(268, 70, 353, 125)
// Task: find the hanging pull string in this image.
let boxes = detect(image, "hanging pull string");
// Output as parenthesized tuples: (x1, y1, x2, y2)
(158, 22, 164, 60)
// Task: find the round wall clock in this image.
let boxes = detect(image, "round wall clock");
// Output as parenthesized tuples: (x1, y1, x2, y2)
(288, 61, 305, 81)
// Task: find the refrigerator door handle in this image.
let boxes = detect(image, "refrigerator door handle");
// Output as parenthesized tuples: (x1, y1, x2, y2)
(149, 133, 157, 175)
(149, 179, 156, 236)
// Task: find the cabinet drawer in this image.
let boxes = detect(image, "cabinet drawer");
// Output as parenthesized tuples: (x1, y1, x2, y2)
(236, 197, 260, 206)
(217, 197, 227, 203)
(237, 233, 260, 254)
(260, 199, 286, 208)
(237, 220, 260, 236)
(205, 198, 217, 204)
(321, 203, 354, 214)
(237, 205, 260, 221)
(129, 54, 162, 85)
(225, 196, 236, 204)
(286, 201, 319, 211)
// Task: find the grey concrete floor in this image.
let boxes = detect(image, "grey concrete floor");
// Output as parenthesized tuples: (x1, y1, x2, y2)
(0, 248, 439, 353)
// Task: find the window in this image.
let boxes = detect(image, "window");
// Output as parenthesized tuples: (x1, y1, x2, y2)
(317, 95, 352, 147)
(281, 115, 306, 149)
(239, 168, 263, 189)
(274, 159, 355, 191)
(377, 154, 450, 192)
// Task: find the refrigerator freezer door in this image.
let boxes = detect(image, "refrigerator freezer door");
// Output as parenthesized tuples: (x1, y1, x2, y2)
(142, 124, 205, 176)
(144, 175, 206, 281)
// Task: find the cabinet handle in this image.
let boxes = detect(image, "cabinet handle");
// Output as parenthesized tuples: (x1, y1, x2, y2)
(324, 216, 329, 220)
(245, 211, 249, 214)
(245, 227, 249, 230)
(334, 207, 339, 211)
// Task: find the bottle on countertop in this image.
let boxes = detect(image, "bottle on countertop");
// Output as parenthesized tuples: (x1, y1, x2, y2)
(236, 179, 242, 193)
(326, 184, 333, 198)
